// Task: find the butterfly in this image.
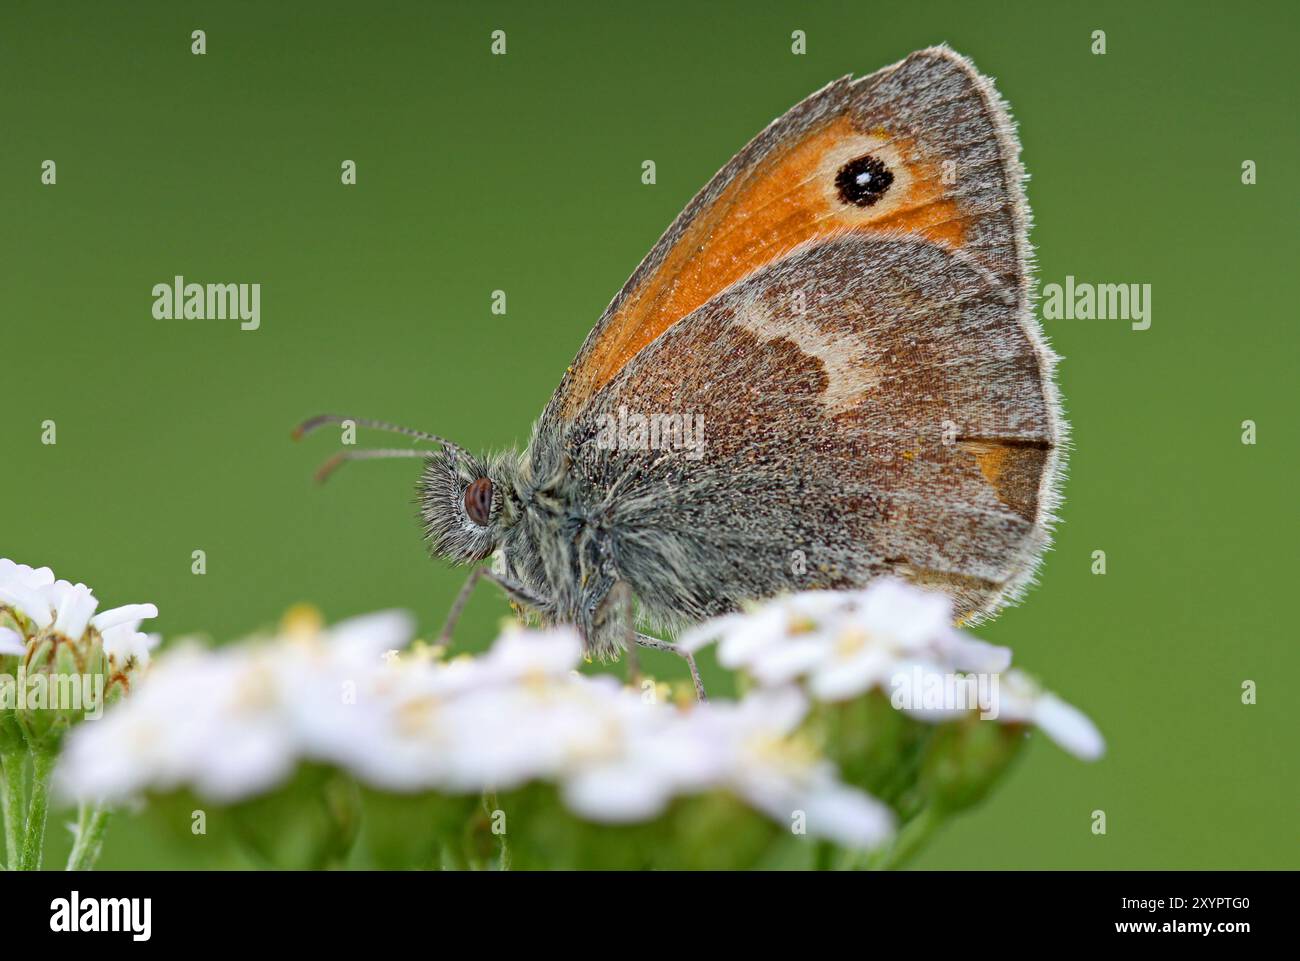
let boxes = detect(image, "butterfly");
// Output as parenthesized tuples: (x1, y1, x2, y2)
(296, 46, 1064, 700)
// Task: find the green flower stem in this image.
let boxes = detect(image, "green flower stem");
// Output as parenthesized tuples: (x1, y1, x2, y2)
(66, 803, 91, 864)
(813, 840, 836, 871)
(871, 804, 945, 871)
(67, 805, 112, 871)
(483, 791, 511, 871)
(19, 750, 56, 871)
(1, 751, 25, 870)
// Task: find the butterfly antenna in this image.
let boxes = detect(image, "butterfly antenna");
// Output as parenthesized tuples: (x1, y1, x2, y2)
(292, 413, 457, 448)
(310, 448, 433, 485)
(293, 414, 470, 483)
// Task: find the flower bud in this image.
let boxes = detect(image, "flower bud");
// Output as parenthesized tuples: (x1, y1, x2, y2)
(918, 712, 1026, 814)
(16, 622, 107, 752)
(96, 610, 159, 707)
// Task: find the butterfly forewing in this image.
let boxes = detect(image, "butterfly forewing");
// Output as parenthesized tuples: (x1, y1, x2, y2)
(542, 46, 1034, 425)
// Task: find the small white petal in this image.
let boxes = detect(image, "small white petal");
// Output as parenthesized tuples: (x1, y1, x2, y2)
(327, 610, 415, 658)
(102, 626, 160, 667)
(91, 603, 159, 632)
(678, 612, 746, 654)
(53, 582, 98, 639)
(737, 686, 810, 735)
(858, 579, 953, 645)
(797, 784, 895, 848)
(0, 584, 53, 629)
(939, 633, 1012, 673)
(0, 561, 55, 591)
(746, 637, 830, 686)
(0, 627, 26, 656)
(808, 648, 895, 702)
(564, 764, 672, 822)
(1032, 693, 1106, 760)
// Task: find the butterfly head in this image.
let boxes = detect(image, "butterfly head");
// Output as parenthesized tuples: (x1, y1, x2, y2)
(418, 446, 516, 564)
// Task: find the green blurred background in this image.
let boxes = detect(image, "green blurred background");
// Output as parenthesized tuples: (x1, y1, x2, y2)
(2, 0, 1295, 869)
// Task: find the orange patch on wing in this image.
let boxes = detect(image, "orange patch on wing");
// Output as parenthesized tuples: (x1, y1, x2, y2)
(960, 440, 1050, 522)
(965, 441, 1011, 488)
(563, 115, 968, 416)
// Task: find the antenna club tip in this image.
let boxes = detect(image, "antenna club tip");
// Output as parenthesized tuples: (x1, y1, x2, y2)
(312, 452, 346, 485)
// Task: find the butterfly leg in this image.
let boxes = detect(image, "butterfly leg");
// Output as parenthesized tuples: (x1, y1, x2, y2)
(438, 565, 552, 647)
(437, 567, 486, 645)
(604, 580, 642, 688)
(635, 633, 707, 703)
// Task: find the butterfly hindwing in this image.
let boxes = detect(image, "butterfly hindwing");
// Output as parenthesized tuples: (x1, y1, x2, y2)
(555, 233, 1061, 624)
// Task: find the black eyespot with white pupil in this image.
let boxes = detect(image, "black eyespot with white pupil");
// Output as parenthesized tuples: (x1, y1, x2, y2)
(464, 477, 493, 526)
(835, 154, 893, 207)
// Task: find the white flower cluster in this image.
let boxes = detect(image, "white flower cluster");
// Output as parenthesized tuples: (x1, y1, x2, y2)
(55, 610, 894, 849)
(0, 559, 159, 668)
(681, 578, 1104, 761)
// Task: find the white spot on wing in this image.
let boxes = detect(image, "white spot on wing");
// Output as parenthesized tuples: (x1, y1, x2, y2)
(731, 301, 879, 416)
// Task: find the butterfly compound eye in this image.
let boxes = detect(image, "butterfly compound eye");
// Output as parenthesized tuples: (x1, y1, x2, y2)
(464, 477, 493, 526)
(835, 154, 893, 207)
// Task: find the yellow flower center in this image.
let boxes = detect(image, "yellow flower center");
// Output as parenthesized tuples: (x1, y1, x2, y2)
(279, 603, 324, 639)
(835, 628, 870, 658)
